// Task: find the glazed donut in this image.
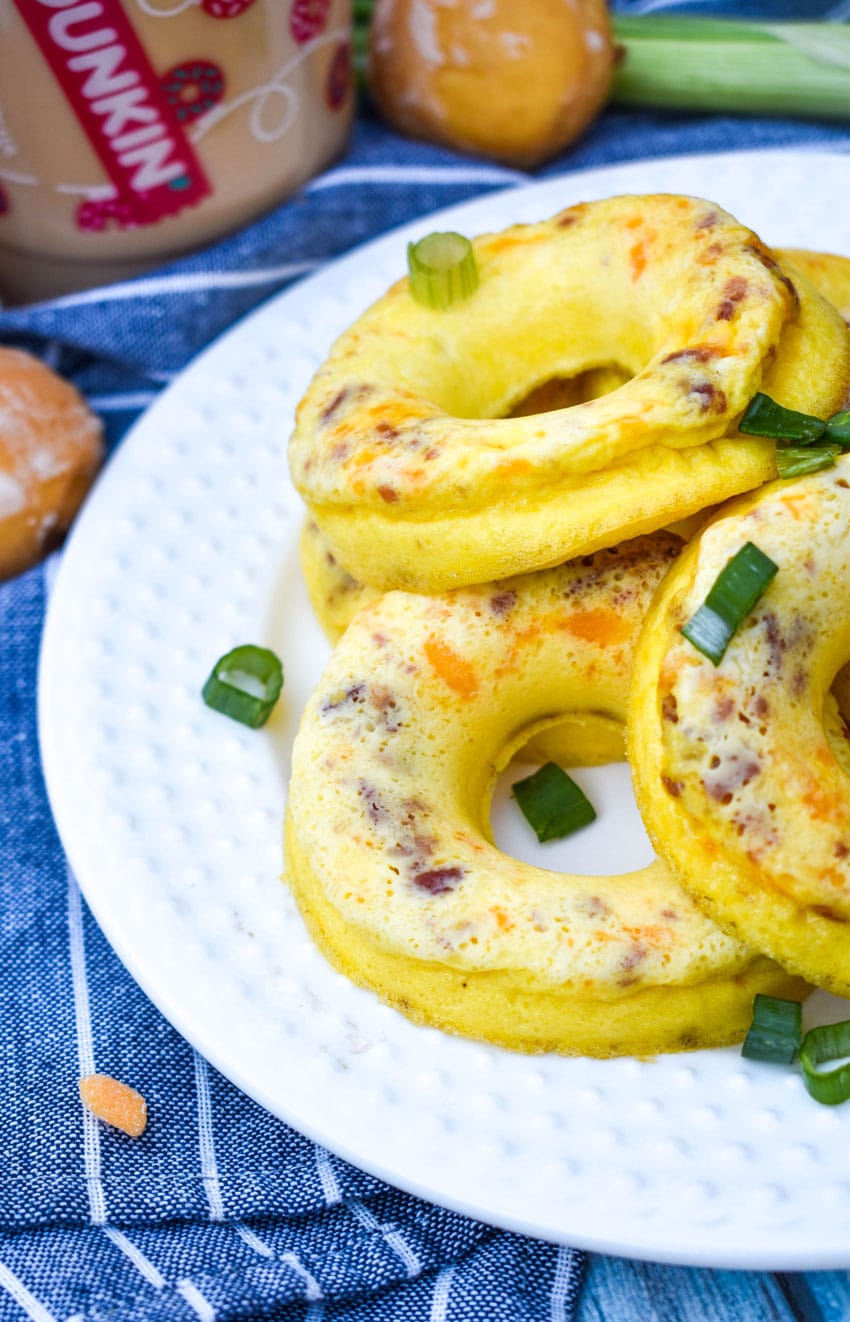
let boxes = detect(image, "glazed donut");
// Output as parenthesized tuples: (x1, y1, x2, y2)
(289, 194, 850, 593)
(0, 348, 103, 580)
(285, 534, 804, 1057)
(630, 455, 850, 997)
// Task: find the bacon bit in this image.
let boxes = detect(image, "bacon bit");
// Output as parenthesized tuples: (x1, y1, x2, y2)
(377, 485, 398, 503)
(629, 241, 647, 281)
(715, 276, 749, 322)
(662, 775, 684, 798)
(689, 380, 727, 414)
(695, 210, 719, 230)
(812, 904, 848, 923)
(424, 637, 478, 697)
(562, 608, 631, 647)
(320, 386, 351, 423)
(489, 590, 516, 616)
(375, 421, 400, 440)
(413, 866, 464, 895)
(662, 693, 679, 723)
(835, 842, 850, 860)
(662, 346, 718, 365)
(79, 1074, 147, 1137)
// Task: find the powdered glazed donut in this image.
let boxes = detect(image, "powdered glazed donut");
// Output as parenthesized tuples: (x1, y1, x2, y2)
(630, 456, 850, 996)
(290, 194, 850, 592)
(0, 348, 103, 579)
(285, 534, 804, 1057)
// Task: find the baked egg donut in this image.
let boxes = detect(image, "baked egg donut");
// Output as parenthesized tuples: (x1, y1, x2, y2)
(285, 534, 804, 1057)
(289, 195, 850, 592)
(300, 512, 627, 766)
(779, 248, 850, 322)
(630, 456, 850, 996)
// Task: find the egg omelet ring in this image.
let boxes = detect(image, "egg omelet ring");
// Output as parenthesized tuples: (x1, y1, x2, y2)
(290, 194, 850, 592)
(285, 534, 804, 1057)
(630, 457, 850, 997)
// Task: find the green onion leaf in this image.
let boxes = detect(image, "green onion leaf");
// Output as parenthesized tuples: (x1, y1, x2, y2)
(775, 443, 840, 479)
(738, 393, 826, 443)
(512, 762, 596, 843)
(825, 409, 850, 447)
(681, 541, 778, 666)
(742, 994, 802, 1064)
(202, 644, 283, 728)
(407, 232, 479, 310)
(800, 1020, 850, 1105)
(611, 17, 850, 121)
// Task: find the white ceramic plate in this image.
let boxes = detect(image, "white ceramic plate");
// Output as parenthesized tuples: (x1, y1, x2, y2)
(39, 148, 850, 1270)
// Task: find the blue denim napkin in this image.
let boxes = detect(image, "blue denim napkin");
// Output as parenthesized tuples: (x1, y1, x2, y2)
(2, 2, 850, 1316)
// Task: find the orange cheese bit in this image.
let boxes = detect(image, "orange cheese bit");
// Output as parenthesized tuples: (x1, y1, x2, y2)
(424, 636, 479, 697)
(562, 608, 631, 647)
(78, 1073, 148, 1138)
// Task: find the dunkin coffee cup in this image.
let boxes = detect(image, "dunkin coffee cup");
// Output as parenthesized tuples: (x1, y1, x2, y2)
(0, 0, 353, 303)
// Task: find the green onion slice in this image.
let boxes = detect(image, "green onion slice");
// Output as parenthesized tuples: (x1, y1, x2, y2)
(741, 994, 802, 1064)
(800, 1020, 850, 1105)
(202, 644, 283, 728)
(681, 540, 778, 666)
(738, 392, 826, 443)
(407, 232, 479, 310)
(512, 762, 596, 843)
(775, 443, 840, 479)
(825, 409, 850, 447)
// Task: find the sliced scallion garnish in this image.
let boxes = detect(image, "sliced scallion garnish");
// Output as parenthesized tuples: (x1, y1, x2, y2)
(407, 232, 479, 310)
(825, 409, 850, 446)
(512, 762, 596, 843)
(738, 393, 826, 444)
(775, 443, 840, 479)
(800, 1020, 850, 1105)
(741, 994, 802, 1064)
(681, 541, 778, 666)
(202, 644, 283, 728)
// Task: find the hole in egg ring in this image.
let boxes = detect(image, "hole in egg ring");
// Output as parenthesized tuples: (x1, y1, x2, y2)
(285, 533, 806, 1058)
(289, 195, 850, 594)
(630, 454, 850, 999)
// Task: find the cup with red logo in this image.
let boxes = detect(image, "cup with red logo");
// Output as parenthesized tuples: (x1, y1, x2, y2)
(0, 0, 353, 303)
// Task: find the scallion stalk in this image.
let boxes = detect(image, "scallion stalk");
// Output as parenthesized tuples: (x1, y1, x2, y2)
(611, 18, 850, 122)
(407, 232, 479, 310)
(775, 444, 840, 478)
(800, 1020, 850, 1105)
(681, 541, 778, 666)
(742, 994, 802, 1064)
(512, 762, 596, 843)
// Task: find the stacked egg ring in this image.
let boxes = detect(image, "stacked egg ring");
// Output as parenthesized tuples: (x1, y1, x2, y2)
(285, 193, 850, 1056)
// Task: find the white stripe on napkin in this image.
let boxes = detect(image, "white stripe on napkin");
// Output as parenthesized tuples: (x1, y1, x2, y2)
(101, 1228, 166, 1290)
(307, 164, 528, 191)
(315, 1147, 342, 1205)
(348, 1200, 422, 1278)
(429, 1264, 455, 1322)
(232, 1225, 323, 1298)
(35, 262, 318, 311)
(67, 867, 107, 1225)
(550, 1246, 579, 1322)
(0, 1263, 57, 1322)
(176, 1279, 217, 1322)
(193, 1050, 225, 1221)
(87, 392, 160, 413)
(280, 1251, 323, 1301)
